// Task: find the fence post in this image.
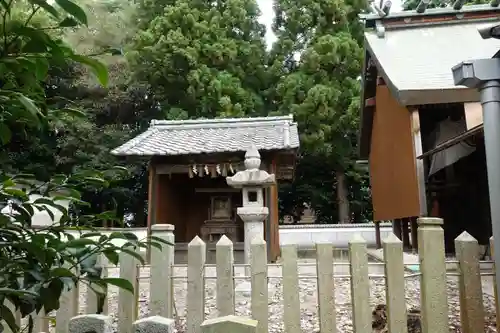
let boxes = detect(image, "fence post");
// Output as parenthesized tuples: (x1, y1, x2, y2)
(418, 217, 448, 333)
(32, 311, 49, 333)
(455, 232, 484, 333)
(383, 233, 407, 333)
(187, 236, 206, 333)
(150, 224, 175, 318)
(216, 235, 234, 316)
(201, 315, 258, 333)
(316, 243, 336, 333)
(118, 246, 140, 333)
(86, 254, 108, 314)
(348, 235, 371, 332)
(56, 267, 79, 333)
(281, 244, 300, 333)
(490, 236, 500, 331)
(68, 314, 113, 333)
(132, 315, 175, 333)
(250, 237, 268, 333)
(2, 299, 21, 333)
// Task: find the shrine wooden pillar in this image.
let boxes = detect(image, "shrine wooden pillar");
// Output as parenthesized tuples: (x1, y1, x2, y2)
(374, 221, 382, 249)
(269, 158, 280, 262)
(410, 216, 418, 252)
(393, 218, 403, 240)
(402, 218, 411, 250)
(146, 161, 159, 263)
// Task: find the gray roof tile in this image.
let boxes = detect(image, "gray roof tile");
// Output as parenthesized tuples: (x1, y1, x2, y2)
(111, 115, 300, 156)
(366, 19, 500, 105)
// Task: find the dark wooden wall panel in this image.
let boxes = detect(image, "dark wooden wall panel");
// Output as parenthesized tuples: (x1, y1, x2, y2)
(369, 85, 421, 221)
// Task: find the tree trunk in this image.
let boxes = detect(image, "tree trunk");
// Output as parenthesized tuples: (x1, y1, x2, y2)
(336, 170, 351, 223)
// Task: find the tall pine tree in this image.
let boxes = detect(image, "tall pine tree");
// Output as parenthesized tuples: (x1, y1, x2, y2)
(270, 0, 371, 223)
(127, 0, 270, 119)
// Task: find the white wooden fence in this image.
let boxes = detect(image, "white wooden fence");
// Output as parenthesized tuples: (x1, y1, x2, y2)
(3, 218, 496, 333)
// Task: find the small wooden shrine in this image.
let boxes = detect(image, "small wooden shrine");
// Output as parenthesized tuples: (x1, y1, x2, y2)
(111, 115, 300, 261)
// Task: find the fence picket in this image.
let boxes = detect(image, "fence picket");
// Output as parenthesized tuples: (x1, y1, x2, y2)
(187, 236, 206, 333)
(216, 235, 234, 316)
(117, 246, 139, 333)
(455, 232, 484, 333)
(418, 218, 448, 333)
(316, 243, 336, 333)
(2, 300, 21, 333)
(490, 236, 500, 331)
(86, 254, 108, 315)
(56, 267, 79, 333)
(250, 237, 268, 333)
(150, 224, 175, 318)
(43, 222, 493, 333)
(383, 233, 407, 333)
(348, 235, 371, 333)
(281, 244, 301, 333)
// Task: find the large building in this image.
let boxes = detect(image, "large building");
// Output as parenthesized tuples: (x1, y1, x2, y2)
(358, 4, 500, 252)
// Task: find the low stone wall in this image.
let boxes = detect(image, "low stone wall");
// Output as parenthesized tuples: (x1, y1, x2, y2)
(55, 223, 392, 251)
(279, 223, 392, 249)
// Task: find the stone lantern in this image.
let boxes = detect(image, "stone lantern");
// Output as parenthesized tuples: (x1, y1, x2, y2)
(226, 145, 275, 271)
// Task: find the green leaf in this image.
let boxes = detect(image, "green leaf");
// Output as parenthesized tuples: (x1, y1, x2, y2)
(40, 279, 63, 313)
(16, 94, 42, 121)
(35, 58, 49, 81)
(81, 232, 103, 238)
(120, 248, 145, 265)
(148, 241, 163, 250)
(0, 303, 19, 333)
(109, 232, 137, 241)
(101, 278, 134, 294)
(3, 187, 28, 199)
(0, 122, 12, 145)
(32, 198, 68, 215)
(50, 267, 75, 278)
(60, 107, 86, 118)
(103, 249, 119, 265)
(28, 0, 60, 18)
(58, 17, 79, 27)
(62, 238, 97, 248)
(55, 0, 87, 25)
(0, 288, 40, 298)
(149, 235, 174, 246)
(69, 55, 108, 87)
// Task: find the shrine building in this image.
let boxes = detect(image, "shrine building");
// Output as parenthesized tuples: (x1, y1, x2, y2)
(111, 115, 300, 262)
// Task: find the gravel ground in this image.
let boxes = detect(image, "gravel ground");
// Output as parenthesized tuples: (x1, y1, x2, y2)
(70, 261, 499, 333)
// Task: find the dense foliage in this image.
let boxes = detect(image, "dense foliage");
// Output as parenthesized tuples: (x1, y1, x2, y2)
(2, 0, 374, 249)
(268, 0, 370, 223)
(0, 1, 169, 332)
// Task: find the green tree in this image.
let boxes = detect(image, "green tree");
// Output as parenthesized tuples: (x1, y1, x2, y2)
(0, 0, 159, 226)
(0, 1, 168, 331)
(271, 0, 370, 223)
(403, 0, 486, 10)
(128, 0, 270, 120)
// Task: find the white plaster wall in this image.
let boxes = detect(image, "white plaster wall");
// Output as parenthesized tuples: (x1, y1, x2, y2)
(279, 223, 393, 249)
(62, 228, 149, 248)
(17, 221, 392, 250)
(1, 194, 70, 227)
(61, 224, 392, 249)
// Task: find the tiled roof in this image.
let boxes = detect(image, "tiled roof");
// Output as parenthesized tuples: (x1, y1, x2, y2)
(111, 115, 300, 156)
(358, 4, 500, 159)
(365, 17, 500, 105)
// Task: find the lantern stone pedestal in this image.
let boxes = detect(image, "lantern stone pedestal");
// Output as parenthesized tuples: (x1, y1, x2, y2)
(227, 146, 275, 275)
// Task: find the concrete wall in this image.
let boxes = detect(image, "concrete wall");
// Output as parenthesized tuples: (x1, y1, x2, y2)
(1, 194, 70, 227)
(279, 223, 392, 249)
(38, 223, 391, 250)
